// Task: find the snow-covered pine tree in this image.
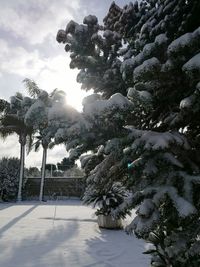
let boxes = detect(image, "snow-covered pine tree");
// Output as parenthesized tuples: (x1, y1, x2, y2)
(103, 1, 200, 265)
(56, 14, 126, 98)
(56, 6, 137, 216)
(57, 1, 200, 265)
(105, 0, 200, 130)
(53, 90, 133, 216)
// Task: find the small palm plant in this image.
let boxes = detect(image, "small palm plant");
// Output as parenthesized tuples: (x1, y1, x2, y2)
(84, 182, 130, 218)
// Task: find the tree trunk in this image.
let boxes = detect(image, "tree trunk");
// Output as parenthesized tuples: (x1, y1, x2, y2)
(17, 135, 26, 202)
(39, 147, 47, 201)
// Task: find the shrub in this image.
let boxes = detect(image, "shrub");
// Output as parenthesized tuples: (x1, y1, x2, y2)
(0, 157, 21, 201)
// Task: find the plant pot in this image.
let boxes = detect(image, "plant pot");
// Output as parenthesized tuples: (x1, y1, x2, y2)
(97, 214, 122, 229)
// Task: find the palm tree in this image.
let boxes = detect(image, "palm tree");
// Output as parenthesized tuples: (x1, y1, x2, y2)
(0, 94, 34, 201)
(23, 79, 67, 201)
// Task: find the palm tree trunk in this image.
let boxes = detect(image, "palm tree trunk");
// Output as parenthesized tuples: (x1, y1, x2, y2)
(39, 147, 47, 201)
(17, 135, 26, 202)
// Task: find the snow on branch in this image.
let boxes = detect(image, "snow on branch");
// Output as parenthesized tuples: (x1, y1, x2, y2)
(83, 93, 132, 116)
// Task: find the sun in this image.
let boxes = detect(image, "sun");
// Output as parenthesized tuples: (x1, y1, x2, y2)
(66, 89, 92, 111)
(36, 55, 92, 112)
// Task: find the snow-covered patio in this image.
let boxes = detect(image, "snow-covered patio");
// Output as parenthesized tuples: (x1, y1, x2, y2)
(0, 200, 149, 267)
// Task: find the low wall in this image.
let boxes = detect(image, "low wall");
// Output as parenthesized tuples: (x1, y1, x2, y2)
(23, 177, 86, 200)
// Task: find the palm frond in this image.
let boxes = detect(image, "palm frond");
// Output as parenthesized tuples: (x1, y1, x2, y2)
(50, 89, 66, 101)
(34, 140, 41, 152)
(48, 141, 56, 149)
(26, 134, 34, 154)
(1, 114, 24, 128)
(0, 126, 15, 139)
(50, 88, 58, 97)
(23, 78, 41, 98)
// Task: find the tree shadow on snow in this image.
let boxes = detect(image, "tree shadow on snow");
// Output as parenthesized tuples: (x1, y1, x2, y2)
(84, 228, 149, 267)
(27, 199, 84, 206)
(0, 204, 39, 235)
(40, 217, 97, 223)
(0, 203, 13, 211)
(0, 221, 79, 267)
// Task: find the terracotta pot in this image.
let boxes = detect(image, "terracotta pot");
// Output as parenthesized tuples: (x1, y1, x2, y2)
(97, 214, 122, 229)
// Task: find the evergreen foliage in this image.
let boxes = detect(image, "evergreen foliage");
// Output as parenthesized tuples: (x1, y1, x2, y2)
(57, 157, 74, 171)
(56, 1, 200, 265)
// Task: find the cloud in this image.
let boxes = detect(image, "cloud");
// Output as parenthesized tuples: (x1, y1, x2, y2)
(0, 135, 68, 168)
(0, 39, 45, 77)
(36, 55, 91, 110)
(0, 135, 20, 159)
(0, 0, 111, 166)
(26, 144, 68, 168)
(0, 38, 90, 110)
(0, 0, 81, 45)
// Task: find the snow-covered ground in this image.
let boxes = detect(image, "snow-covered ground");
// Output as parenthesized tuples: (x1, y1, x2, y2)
(0, 200, 149, 267)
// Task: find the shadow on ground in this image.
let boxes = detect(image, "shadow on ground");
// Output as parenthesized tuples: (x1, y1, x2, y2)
(0, 221, 79, 267)
(84, 228, 149, 267)
(0, 204, 38, 235)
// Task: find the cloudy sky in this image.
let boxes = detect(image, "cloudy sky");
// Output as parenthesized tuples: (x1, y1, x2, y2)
(0, 0, 128, 168)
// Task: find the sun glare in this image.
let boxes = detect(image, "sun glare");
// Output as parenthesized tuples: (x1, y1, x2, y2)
(36, 55, 92, 112)
(66, 89, 92, 112)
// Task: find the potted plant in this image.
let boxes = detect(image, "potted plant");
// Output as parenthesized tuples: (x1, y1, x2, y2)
(84, 182, 130, 229)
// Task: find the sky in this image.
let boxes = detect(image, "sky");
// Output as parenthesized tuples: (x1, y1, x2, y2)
(0, 0, 129, 168)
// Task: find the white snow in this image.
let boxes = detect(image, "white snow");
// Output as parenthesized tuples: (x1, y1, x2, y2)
(167, 27, 200, 56)
(179, 95, 195, 109)
(127, 87, 152, 101)
(48, 103, 79, 122)
(136, 199, 155, 218)
(83, 15, 98, 25)
(121, 34, 168, 75)
(84, 93, 132, 116)
(168, 32, 193, 55)
(24, 99, 47, 128)
(154, 33, 168, 46)
(82, 94, 101, 107)
(75, 25, 87, 35)
(103, 30, 113, 38)
(66, 20, 78, 34)
(0, 200, 149, 267)
(182, 53, 200, 72)
(131, 130, 190, 151)
(196, 81, 200, 90)
(104, 138, 121, 154)
(162, 152, 184, 168)
(80, 154, 93, 168)
(133, 57, 161, 81)
(153, 186, 197, 217)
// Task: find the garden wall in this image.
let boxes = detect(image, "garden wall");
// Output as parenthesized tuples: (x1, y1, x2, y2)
(23, 177, 86, 200)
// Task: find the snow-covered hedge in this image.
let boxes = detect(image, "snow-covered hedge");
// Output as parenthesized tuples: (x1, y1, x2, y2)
(0, 157, 21, 201)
